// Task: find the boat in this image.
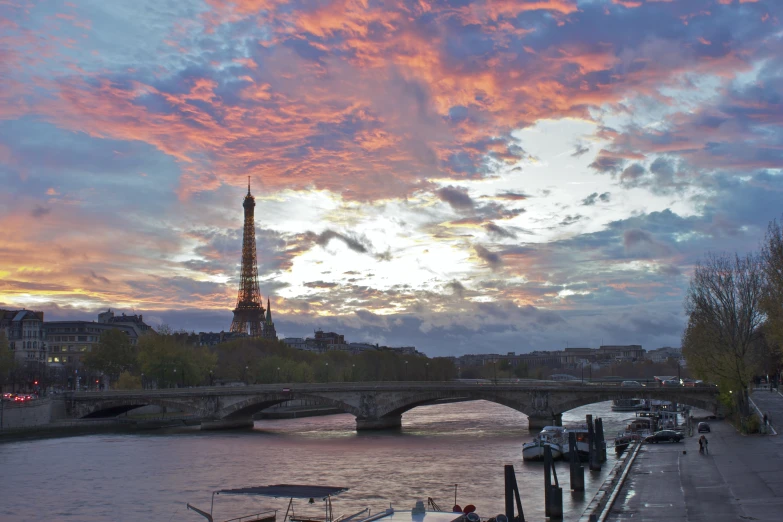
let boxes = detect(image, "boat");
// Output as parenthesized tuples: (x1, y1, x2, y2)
(187, 484, 476, 522)
(188, 484, 355, 522)
(610, 398, 646, 412)
(522, 426, 565, 461)
(561, 425, 590, 461)
(613, 418, 654, 455)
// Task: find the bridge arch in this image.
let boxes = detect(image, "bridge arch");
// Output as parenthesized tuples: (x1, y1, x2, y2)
(79, 398, 200, 418)
(218, 392, 362, 420)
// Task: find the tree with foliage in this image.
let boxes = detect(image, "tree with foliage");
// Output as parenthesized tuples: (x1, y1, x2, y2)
(138, 333, 217, 388)
(113, 371, 142, 390)
(761, 217, 783, 351)
(0, 330, 16, 390)
(82, 328, 137, 384)
(682, 252, 765, 417)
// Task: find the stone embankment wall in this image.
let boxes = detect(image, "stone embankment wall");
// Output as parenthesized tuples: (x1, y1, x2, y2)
(1, 398, 57, 431)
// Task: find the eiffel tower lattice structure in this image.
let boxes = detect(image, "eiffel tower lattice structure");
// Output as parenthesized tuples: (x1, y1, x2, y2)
(230, 178, 266, 336)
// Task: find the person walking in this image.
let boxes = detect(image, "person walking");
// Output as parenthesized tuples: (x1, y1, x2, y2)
(763, 413, 768, 427)
(703, 435, 709, 455)
(698, 435, 704, 454)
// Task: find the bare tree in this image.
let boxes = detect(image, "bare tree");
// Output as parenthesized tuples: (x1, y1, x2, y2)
(682, 252, 765, 416)
(761, 217, 783, 350)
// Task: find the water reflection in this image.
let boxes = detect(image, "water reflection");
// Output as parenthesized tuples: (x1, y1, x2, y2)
(0, 400, 636, 522)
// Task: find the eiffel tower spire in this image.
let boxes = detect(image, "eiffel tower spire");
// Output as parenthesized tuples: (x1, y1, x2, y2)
(230, 179, 265, 336)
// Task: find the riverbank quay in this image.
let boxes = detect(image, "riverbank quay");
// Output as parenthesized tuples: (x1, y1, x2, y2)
(749, 389, 783, 434)
(578, 441, 641, 521)
(605, 417, 783, 521)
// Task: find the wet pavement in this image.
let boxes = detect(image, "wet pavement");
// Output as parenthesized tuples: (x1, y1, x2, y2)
(749, 389, 783, 434)
(607, 407, 783, 521)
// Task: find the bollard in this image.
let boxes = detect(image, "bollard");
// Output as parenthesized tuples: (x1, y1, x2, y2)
(504, 464, 526, 522)
(544, 445, 563, 519)
(596, 418, 607, 463)
(569, 431, 585, 492)
(587, 415, 601, 471)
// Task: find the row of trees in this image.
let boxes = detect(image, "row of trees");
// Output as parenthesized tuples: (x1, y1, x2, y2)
(683, 217, 783, 425)
(80, 328, 457, 390)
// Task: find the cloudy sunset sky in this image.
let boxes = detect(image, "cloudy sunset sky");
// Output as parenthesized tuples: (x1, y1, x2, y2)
(1, 0, 781, 355)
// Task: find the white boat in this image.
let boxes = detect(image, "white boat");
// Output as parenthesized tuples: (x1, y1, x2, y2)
(187, 484, 474, 522)
(522, 426, 565, 461)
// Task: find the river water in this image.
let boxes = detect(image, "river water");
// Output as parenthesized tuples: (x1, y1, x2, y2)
(0, 400, 638, 521)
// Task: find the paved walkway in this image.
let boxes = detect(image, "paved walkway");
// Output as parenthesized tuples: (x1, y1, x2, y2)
(749, 389, 783, 434)
(607, 397, 783, 521)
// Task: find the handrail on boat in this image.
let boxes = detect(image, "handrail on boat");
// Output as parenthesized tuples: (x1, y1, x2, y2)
(223, 509, 278, 522)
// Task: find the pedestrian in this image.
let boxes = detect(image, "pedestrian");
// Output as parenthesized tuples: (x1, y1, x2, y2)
(703, 436, 708, 455)
(698, 435, 704, 453)
(763, 413, 768, 426)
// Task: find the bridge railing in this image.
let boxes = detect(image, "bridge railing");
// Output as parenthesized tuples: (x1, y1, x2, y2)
(63, 380, 718, 399)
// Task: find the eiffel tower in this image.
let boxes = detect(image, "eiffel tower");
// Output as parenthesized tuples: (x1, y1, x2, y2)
(230, 178, 265, 336)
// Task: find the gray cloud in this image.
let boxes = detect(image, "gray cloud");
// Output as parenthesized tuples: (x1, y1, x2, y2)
(623, 229, 673, 258)
(620, 163, 646, 184)
(445, 280, 465, 298)
(581, 192, 611, 206)
(474, 244, 502, 269)
(312, 229, 368, 253)
(657, 264, 682, 277)
(589, 154, 625, 173)
(304, 281, 339, 289)
(493, 191, 531, 201)
(31, 205, 51, 218)
(559, 214, 582, 226)
(484, 222, 517, 239)
(437, 186, 475, 211)
(572, 143, 591, 157)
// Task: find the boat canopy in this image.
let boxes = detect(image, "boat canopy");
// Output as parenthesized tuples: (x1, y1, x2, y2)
(216, 485, 349, 499)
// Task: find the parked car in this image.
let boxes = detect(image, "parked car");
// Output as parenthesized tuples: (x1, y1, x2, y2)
(621, 380, 642, 387)
(661, 379, 681, 387)
(645, 430, 684, 443)
(698, 422, 711, 433)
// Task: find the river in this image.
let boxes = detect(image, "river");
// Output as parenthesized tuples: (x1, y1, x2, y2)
(0, 400, 639, 521)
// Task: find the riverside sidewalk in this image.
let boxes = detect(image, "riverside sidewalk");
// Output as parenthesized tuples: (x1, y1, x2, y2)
(606, 408, 783, 521)
(750, 388, 783, 434)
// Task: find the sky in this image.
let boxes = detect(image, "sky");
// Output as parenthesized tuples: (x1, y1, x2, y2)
(1, 0, 782, 356)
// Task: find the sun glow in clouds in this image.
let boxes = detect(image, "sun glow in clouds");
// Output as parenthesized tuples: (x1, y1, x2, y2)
(0, 0, 781, 352)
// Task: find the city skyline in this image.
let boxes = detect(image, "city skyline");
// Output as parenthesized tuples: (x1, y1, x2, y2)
(2, 0, 782, 356)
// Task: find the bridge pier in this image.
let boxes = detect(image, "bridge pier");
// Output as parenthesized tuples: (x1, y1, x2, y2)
(528, 413, 562, 431)
(356, 415, 402, 431)
(201, 418, 255, 430)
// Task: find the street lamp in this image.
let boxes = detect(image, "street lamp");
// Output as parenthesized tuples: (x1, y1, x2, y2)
(404, 360, 408, 381)
(173, 368, 177, 389)
(276, 367, 280, 383)
(352, 364, 355, 381)
(209, 370, 213, 386)
(325, 362, 329, 383)
(244, 365, 249, 384)
(141, 373, 145, 390)
(425, 362, 429, 381)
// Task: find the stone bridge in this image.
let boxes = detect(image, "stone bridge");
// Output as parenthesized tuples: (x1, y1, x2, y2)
(63, 382, 720, 431)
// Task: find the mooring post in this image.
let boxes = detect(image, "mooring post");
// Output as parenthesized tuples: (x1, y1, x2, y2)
(587, 415, 600, 471)
(544, 445, 563, 519)
(596, 418, 606, 463)
(569, 431, 585, 491)
(504, 464, 525, 522)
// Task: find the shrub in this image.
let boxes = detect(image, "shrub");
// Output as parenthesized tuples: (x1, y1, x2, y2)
(744, 415, 760, 434)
